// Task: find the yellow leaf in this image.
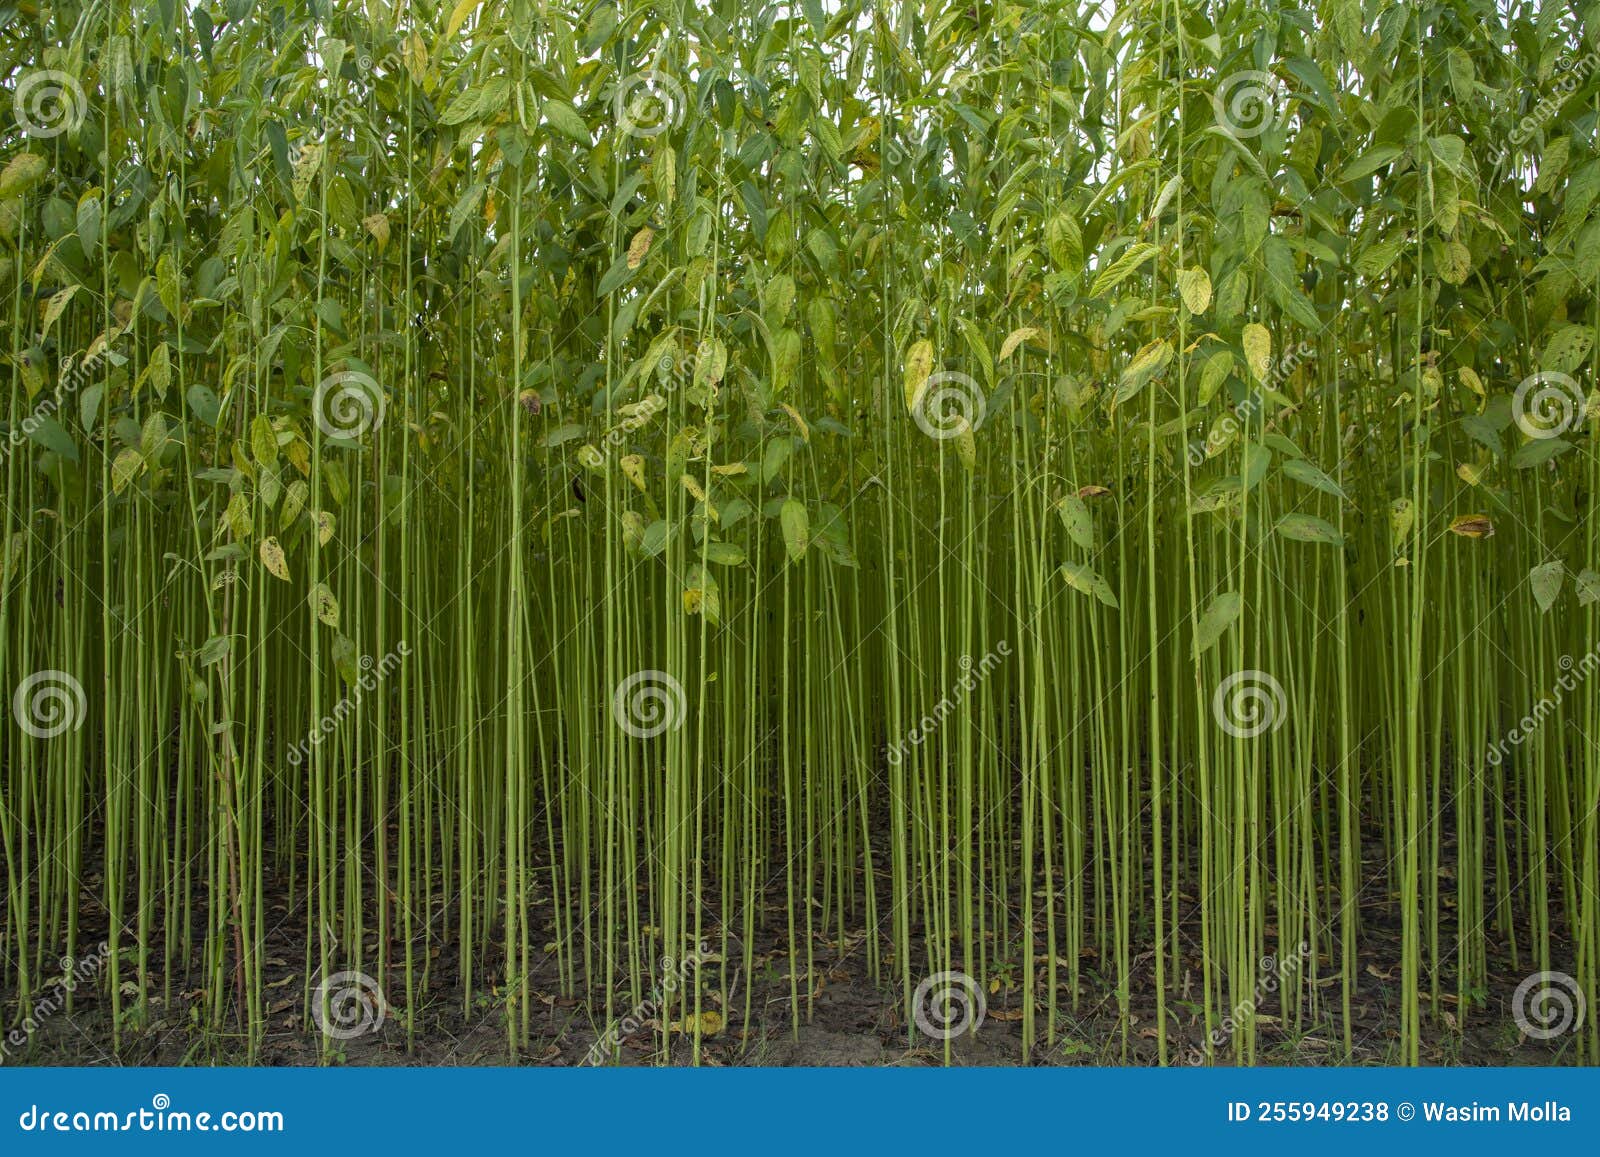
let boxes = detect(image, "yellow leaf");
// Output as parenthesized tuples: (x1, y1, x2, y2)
(444, 0, 483, 40)
(1177, 267, 1211, 315)
(1456, 462, 1482, 486)
(1448, 514, 1494, 539)
(668, 1010, 724, 1035)
(40, 285, 78, 337)
(620, 454, 647, 492)
(1242, 323, 1272, 383)
(780, 403, 810, 442)
(626, 225, 654, 269)
(259, 536, 290, 582)
(903, 338, 934, 411)
(999, 327, 1039, 361)
(363, 212, 390, 252)
(110, 448, 144, 495)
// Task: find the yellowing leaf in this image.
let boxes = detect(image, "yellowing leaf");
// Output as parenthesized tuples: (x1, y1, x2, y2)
(780, 403, 810, 442)
(308, 581, 340, 627)
(903, 338, 934, 411)
(1242, 323, 1272, 383)
(1448, 514, 1494, 539)
(1059, 561, 1118, 607)
(363, 212, 391, 252)
(445, 0, 483, 40)
(626, 225, 654, 269)
(669, 1010, 724, 1035)
(259, 536, 290, 582)
(251, 414, 278, 468)
(999, 327, 1040, 361)
(781, 498, 809, 563)
(1177, 267, 1212, 314)
(110, 448, 144, 494)
(40, 285, 78, 337)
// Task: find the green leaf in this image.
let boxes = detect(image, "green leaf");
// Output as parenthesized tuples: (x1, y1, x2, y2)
(1275, 513, 1344, 546)
(641, 519, 672, 557)
(1530, 561, 1564, 613)
(543, 99, 591, 144)
(196, 635, 231, 667)
(703, 541, 747, 566)
(1241, 441, 1272, 490)
(1089, 241, 1157, 298)
(1337, 144, 1402, 183)
(1056, 494, 1093, 550)
(780, 498, 809, 563)
(26, 415, 78, 462)
(1577, 569, 1600, 607)
(1059, 561, 1118, 607)
(1511, 438, 1573, 469)
(1542, 325, 1594, 374)
(251, 415, 278, 467)
(1194, 591, 1242, 657)
(186, 384, 221, 429)
(1282, 458, 1347, 499)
